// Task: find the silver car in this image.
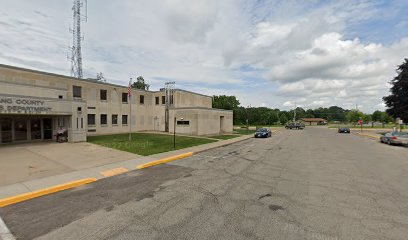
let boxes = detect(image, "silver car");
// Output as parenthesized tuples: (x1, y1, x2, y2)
(380, 132, 408, 145)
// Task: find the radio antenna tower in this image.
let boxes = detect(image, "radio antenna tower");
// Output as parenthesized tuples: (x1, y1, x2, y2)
(164, 81, 175, 132)
(69, 0, 87, 79)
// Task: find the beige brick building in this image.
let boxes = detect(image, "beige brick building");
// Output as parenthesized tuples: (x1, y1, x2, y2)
(0, 64, 233, 144)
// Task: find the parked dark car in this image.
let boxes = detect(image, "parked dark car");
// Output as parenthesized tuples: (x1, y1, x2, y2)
(380, 132, 408, 145)
(254, 128, 272, 138)
(338, 127, 350, 133)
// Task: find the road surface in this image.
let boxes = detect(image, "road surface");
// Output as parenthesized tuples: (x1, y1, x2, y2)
(1, 127, 408, 240)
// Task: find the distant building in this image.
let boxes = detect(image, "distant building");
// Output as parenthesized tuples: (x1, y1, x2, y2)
(0, 64, 233, 144)
(299, 118, 327, 126)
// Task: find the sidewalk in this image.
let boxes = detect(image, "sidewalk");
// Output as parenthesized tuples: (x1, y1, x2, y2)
(0, 134, 253, 199)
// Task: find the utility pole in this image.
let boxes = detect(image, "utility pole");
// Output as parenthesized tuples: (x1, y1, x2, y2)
(293, 102, 297, 122)
(69, 0, 87, 79)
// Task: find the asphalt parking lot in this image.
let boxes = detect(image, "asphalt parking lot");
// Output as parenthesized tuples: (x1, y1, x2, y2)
(1, 127, 408, 240)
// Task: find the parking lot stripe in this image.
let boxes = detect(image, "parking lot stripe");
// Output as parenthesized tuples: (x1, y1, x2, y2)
(100, 167, 129, 177)
(136, 152, 193, 169)
(0, 178, 97, 208)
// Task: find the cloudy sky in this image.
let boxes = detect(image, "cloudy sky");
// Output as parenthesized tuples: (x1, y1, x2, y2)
(1, 0, 407, 112)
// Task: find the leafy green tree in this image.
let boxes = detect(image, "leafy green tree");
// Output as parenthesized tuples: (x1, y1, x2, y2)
(96, 72, 106, 82)
(132, 76, 150, 90)
(363, 114, 372, 127)
(233, 107, 246, 125)
(268, 111, 280, 125)
(383, 59, 408, 122)
(305, 109, 315, 118)
(279, 114, 288, 124)
(363, 114, 372, 122)
(372, 110, 383, 122)
(347, 110, 364, 124)
(372, 110, 393, 127)
(212, 95, 240, 110)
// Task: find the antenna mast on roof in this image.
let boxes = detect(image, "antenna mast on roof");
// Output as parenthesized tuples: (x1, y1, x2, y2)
(69, 0, 87, 79)
(164, 81, 175, 132)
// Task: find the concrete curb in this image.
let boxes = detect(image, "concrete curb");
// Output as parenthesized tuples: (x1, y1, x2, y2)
(356, 132, 380, 140)
(0, 178, 97, 208)
(136, 152, 193, 169)
(0, 215, 15, 240)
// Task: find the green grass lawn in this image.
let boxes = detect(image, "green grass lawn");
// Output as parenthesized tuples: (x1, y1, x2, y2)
(328, 125, 397, 129)
(209, 135, 241, 140)
(87, 133, 217, 156)
(233, 129, 256, 135)
(234, 125, 283, 128)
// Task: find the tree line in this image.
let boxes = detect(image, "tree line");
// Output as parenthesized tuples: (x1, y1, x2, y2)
(213, 97, 392, 125)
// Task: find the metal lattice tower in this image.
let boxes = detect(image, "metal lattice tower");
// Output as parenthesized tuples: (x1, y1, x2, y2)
(164, 81, 175, 132)
(70, 0, 87, 79)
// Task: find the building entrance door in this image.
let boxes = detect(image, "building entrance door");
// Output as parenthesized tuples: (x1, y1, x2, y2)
(220, 116, 225, 133)
(1, 118, 12, 143)
(43, 118, 53, 140)
(154, 117, 159, 131)
(14, 119, 28, 141)
(31, 119, 42, 140)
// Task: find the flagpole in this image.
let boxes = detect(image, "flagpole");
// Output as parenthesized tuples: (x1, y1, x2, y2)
(129, 78, 132, 141)
(129, 98, 132, 141)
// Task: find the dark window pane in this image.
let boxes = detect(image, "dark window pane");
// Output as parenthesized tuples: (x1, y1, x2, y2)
(122, 115, 128, 125)
(101, 114, 107, 125)
(162, 96, 165, 104)
(100, 90, 107, 101)
(140, 95, 144, 104)
(88, 114, 95, 125)
(1, 118, 12, 143)
(122, 93, 128, 103)
(155, 97, 159, 105)
(112, 114, 118, 125)
(73, 86, 82, 98)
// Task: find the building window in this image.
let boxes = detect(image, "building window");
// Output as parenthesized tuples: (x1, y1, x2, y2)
(162, 96, 165, 104)
(140, 95, 144, 104)
(122, 93, 128, 103)
(77, 107, 82, 112)
(88, 114, 95, 126)
(112, 114, 118, 125)
(122, 115, 128, 125)
(170, 95, 174, 104)
(73, 85, 82, 98)
(100, 114, 107, 125)
(81, 118, 83, 128)
(100, 90, 107, 101)
(58, 95, 63, 99)
(155, 96, 159, 105)
(177, 120, 189, 125)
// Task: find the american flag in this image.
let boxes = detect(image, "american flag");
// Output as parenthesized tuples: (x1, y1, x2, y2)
(128, 78, 132, 99)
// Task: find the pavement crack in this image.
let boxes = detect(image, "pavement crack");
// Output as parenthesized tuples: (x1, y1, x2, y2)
(258, 193, 271, 200)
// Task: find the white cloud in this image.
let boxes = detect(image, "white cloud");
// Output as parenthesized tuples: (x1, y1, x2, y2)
(0, 0, 407, 113)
